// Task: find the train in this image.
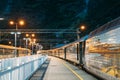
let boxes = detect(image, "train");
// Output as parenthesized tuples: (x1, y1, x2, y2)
(40, 17, 120, 80)
(0, 44, 31, 59)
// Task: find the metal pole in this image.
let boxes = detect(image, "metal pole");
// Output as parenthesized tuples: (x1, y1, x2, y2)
(15, 23, 18, 57)
(15, 33, 17, 57)
(26, 39, 28, 55)
(77, 28, 81, 40)
(16, 23, 18, 30)
(32, 43, 34, 55)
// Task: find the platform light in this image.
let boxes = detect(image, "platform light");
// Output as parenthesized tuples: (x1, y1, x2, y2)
(9, 21, 14, 25)
(9, 41, 12, 45)
(17, 32, 21, 34)
(77, 25, 86, 40)
(9, 20, 25, 57)
(0, 18, 4, 20)
(26, 34, 29, 37)
(9, 20, 25, 26)
(11, 32, 15, 34)
(19, 20, 24, 26)
(24, 34, 36, 55)
(32, 34, 35, 37)
(80, 25, 85, 30)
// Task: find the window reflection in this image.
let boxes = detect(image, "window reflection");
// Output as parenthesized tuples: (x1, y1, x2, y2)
(85, 27, 120, 78)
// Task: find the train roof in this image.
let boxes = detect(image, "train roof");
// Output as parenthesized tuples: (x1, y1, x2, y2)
(59, 35, 88, 48)
(75, 35, 88, 42)
(89, 17, 120, 38)
(47, 35, 88, 51)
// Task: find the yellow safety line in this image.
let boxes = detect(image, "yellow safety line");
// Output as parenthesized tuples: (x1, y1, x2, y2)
(62, 61, 83, 80)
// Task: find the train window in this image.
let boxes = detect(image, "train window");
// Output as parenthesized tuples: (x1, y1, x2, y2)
(85, 25, 120, 79)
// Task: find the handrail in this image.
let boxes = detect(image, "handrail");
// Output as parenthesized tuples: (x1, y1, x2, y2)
(0, 54, 47, 80)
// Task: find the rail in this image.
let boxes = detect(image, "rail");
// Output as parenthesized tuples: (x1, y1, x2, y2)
(0, 54, 47, 80)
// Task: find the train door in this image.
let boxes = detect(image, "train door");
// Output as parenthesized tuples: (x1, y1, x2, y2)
(79, 41, 85, 66)
(76, 44, 79, 60)
(64, 47, 66, 59)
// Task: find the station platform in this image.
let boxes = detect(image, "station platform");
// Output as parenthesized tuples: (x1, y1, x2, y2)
(30, 56, 98, 80)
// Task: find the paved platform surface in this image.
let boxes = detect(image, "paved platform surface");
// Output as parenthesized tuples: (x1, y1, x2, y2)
(43, 56, 98, 80)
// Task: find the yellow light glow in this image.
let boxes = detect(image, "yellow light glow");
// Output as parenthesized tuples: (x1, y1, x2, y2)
(32, 34, 35, 37)
(26, 34, 29, 37)
(80, 25, 85, 30)
(32, 39, 36, 43)
(9, 21, 14, 25)
(19, 20, 24, 25)
(34, 39, 36, 42)
(9, 41, 11, 44)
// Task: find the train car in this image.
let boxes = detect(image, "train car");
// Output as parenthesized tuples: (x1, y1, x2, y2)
(63, 35, 87, 64)
(84, 17, 120, 80)
(0, 44, 31, 59)
(63, 42, 79, 64)
(42, 17, 120, 80)
(43, 35, 87, 65)
(58, 49, 64, 58)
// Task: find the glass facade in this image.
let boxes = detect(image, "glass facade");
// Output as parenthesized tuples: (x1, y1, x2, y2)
(85, 27, 120, 79)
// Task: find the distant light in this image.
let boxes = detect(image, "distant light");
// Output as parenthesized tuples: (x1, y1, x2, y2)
(0, 18, 4, 20)
(19, 20, 24, 25)
(9, 21, 14, 25)
(80, 25, 85, 30)
(34, 39, 36, 41)
(32, 34, 35, 37)
(11, 32, 15, 34)
(9, 41, 12, 44)
(17, 32, 21, 34)
(33, 39, 36, 43)
(26, 34, 29, 37)
(10, 32, 21, 34)
(23, 38, 30, 40)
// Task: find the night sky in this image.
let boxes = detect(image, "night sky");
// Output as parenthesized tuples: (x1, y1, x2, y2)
(0, 0, 120, 49)
(0, 0, 119, 30)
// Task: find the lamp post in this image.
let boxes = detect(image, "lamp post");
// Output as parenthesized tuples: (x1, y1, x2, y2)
(23, 38, 30, 55)
(76, 25, 86, 64)
(31, 39, 36, 55)
(77, 25, 86, 40)
(31, 34, 35, 54)
(0, 18, 4, 41)
(25, 34, 36, 55)
(9, 20, 24, 57)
